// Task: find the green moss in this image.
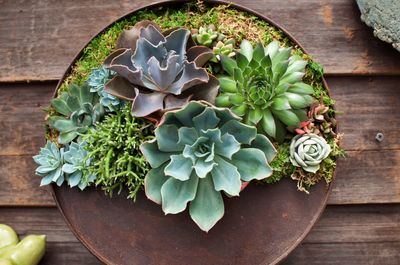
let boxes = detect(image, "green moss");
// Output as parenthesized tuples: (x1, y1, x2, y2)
(83, 104, 154, 200)
(266, 143, 296, 184)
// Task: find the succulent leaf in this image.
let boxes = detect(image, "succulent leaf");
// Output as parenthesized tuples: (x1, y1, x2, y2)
(216, 41, 316, 141)
(104, 21, 218, 121)
(141, 101, 277, 231)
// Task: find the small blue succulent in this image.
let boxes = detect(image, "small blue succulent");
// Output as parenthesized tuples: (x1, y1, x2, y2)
(62, 141, 96, 190)
(33, 141, 65, 186)
(88, 67, 123, 111)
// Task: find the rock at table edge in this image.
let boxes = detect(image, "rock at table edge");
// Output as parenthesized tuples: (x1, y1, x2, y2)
(356, 0, 400, 52)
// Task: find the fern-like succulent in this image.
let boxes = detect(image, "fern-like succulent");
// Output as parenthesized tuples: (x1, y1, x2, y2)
(103, 20, 219, 121)
(83, 103, 155, 200)
(141, 101, 276, 232)
(33, 141, 65, 186)
(49, 83, 105, 144)
(216, 40, 315, 142)
(62, 141, 96, 190)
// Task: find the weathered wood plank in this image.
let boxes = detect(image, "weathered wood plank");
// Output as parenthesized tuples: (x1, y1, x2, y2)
(1, 149, 399, 206)
(329, 76, 400, 151)
(1, 0, 400, 82)
(0, 155, 54, 206)
(1, 205, 399, 264)
(2, 77, 399, 156)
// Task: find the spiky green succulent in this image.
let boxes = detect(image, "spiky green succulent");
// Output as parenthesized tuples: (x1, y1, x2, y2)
(49, 83, 105, 144)
(87, 66, 123, 111)
(289, 134, 331, 173)
(141, 101, 276, 232)
(216, 40, 315, 142)
(83, 103, 154, 200)
(62, 141, 96, 190)
(33, 141, 65, 186)
(192, 25, 224, 47)
(104, 20, 219, 121)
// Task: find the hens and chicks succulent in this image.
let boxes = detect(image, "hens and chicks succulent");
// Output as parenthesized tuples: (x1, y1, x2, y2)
(34, 18, 336, 232)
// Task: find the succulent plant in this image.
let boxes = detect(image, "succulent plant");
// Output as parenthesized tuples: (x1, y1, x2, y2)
(216, 40, 315, 142)
(191, 25, 224, 47)
(49, 83, 105, 144)
(141, 101, 276, 232)
(210, 39, 236, 63)
(83, 103, 154, 200)
(33, 141, 65, 186)
(103, 20, 219, 121)
(62, 141, 95, 190)
(289, 134, 331, 173)
(295, 102, 336, 137)
(87, 66, 123, 111)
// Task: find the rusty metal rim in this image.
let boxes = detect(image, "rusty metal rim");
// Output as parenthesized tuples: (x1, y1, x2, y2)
(49, 1, 336, 264)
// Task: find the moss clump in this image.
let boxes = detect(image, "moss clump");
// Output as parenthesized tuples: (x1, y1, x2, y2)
(264, 143, 295, 184)
(83, 104, 154, 200)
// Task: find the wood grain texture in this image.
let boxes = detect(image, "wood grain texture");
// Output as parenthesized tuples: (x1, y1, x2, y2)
(1, 205, 399, 264)
(1, 0, 400, 82)
(328, 76, 400, 151)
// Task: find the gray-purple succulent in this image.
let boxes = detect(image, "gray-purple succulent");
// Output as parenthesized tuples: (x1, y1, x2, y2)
(103, 20, 219, 122)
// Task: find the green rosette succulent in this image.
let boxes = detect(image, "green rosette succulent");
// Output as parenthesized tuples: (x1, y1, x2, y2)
(210, 39, 236, 63)
(192, 25, 223, 47)
(104, 20, 219, 121)
(140, 101, 276, 232)
(49, 83, 105, 144)
(289, 134, 331, 173)
(216, 40, 315, 142)
(62, 141, 96, 190)
(33, 141, 65, 186)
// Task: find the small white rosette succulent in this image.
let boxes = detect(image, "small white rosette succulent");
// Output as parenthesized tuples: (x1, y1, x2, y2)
(289, 133, 331, 173)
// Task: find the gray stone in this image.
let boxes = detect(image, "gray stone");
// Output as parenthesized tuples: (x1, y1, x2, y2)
(357, 0, 400, 52)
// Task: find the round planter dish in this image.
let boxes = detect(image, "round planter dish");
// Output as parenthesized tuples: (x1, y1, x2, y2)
(51, 1, 335, 264)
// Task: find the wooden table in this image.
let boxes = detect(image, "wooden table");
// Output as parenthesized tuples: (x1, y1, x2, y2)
(1, 0, 400, 264)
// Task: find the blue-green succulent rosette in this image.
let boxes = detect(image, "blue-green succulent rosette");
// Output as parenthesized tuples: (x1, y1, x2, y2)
(141, 101, 276, 231)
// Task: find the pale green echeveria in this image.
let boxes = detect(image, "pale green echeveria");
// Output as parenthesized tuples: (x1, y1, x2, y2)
(104, 20, 218, 122)
(141, 101, 276, 232)
(33, 141, 65, 186)
(289, 134, 331, 173)
(192, 25, 223, 47)
(216, 40, 315, 142)
(62, 141, 96, 190)
(49, 83, 105, 144)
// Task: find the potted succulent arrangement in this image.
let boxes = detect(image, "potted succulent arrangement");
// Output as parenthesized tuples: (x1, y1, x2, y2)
(33, 1, 343, 263)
